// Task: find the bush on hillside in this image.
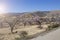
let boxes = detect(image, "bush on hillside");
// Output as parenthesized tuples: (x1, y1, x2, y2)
(20, 31, 28, 37)
(37, 25, 43, 29)
(47, 23, 60, 30)
(15, 31, 28, 40)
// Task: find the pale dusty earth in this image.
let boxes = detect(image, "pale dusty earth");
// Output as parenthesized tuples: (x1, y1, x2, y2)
(0, 25, 48, 40)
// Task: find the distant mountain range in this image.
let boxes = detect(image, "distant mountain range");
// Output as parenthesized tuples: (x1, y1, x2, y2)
(2, 10, 60, 17)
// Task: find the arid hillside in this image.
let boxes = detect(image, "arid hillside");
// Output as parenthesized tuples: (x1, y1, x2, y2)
(0, 11, 60, 40)
(0, 11, 60, 28)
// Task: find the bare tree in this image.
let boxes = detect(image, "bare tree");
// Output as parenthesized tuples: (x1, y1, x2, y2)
(36, 18, 43, 29)
(4, 16, 20, 33)
(0, 22, 3, 28)
(24, 21, 26, 26)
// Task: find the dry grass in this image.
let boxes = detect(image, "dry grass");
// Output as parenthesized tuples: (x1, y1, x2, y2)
(0, 25, 47, 40)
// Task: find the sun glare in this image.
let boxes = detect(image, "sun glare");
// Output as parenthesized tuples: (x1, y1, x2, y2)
(0, 4, 7, 14)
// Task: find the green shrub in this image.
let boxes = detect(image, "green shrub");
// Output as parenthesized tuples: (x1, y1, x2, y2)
(15, 38, 20, 40)
(15, 31, 28, 40)
(52, 24, 60, 28)
(47, 23, 60, 30)
(20, 31, 28, 38)
(37, 25, 43, 29)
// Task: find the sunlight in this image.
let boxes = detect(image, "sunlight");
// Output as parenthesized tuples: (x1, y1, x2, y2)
(0, 4, 7, 14)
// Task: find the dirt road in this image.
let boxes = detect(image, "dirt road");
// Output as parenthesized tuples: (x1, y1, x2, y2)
(31, 28, 60, 40)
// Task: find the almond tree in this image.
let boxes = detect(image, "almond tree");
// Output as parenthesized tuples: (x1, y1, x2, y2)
(4, 16, 20, 33)
(34, 16, 43, 29)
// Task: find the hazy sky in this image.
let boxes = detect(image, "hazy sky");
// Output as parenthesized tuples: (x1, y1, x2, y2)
(0, 0, 60, 12)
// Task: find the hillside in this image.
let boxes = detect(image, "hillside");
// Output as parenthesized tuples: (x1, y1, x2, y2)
(0, 10, 60, 28)
(0, 11, 60, 40)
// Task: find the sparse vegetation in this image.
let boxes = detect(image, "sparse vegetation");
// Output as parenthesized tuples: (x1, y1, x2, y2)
(0, 11, 60, 40)
(19, 31, 28, 37)
(37, 25, 43, 29)
(15, 31, 28, 40)
(47, 23, 60, 30)
(4, 16, 20, 33)
(36, 18, 43, 29)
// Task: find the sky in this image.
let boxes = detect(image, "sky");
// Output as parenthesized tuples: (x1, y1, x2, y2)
(0, 0, 60, 13)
